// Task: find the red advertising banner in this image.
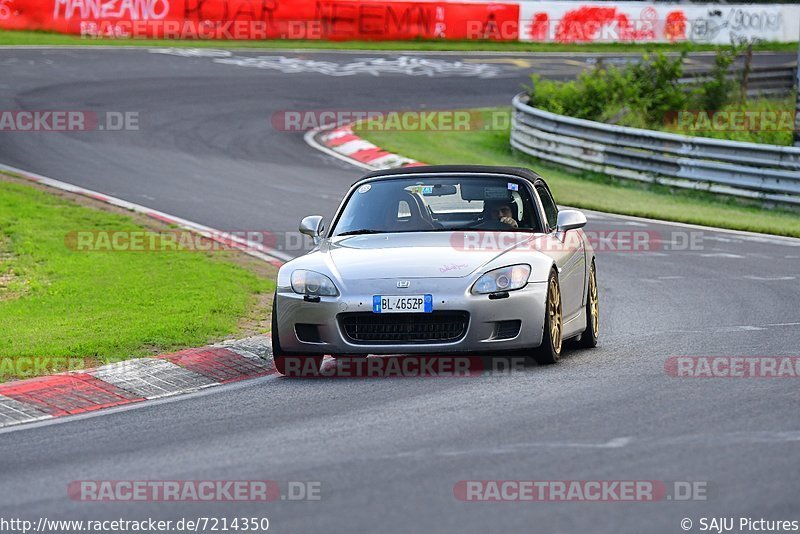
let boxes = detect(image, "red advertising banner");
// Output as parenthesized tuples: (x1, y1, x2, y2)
(0, 0, 519, 41)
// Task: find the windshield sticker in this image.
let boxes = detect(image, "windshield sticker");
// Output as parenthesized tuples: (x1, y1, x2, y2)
(357, 184, 371, 194)
(508, 183, 519, 191)
(409, 185, 434, 195)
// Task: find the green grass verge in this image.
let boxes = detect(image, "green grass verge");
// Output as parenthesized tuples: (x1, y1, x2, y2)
(355, 108, 800, 238)
(1, 29, 796, 52)
(0, 177, 274, 380)
(660, 96, 796, 146)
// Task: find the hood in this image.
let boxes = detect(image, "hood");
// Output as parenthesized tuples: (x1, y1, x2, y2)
(326, 232, 536, 280)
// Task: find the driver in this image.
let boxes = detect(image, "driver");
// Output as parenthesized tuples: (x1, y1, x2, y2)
(475, 200, 519, 230)
(496, 205, 519, 229)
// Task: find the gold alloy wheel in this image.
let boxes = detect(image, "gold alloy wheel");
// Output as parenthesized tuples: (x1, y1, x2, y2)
(589, 264, 599, 336)
(548, 277, 562, 354)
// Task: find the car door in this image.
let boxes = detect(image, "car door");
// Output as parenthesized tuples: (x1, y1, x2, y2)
(534, 182, 586, 323)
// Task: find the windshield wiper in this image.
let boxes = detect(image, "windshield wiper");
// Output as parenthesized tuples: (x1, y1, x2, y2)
(336, 229, 384, 236)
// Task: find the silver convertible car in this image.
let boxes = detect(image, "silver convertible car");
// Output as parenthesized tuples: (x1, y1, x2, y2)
(271, 165, 599, 375)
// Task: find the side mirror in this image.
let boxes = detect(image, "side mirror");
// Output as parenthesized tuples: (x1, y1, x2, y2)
(556, 209, 587, 232)
(299, 215, 325, 241)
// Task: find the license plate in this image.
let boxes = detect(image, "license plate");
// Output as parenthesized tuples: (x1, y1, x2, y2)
(373, 294, 433, 314)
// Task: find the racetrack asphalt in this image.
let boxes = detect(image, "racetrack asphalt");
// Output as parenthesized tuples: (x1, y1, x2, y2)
(0, 48, 798, 533)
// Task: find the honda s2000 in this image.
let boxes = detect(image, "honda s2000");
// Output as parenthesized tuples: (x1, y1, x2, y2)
(271, 165, 599, 374)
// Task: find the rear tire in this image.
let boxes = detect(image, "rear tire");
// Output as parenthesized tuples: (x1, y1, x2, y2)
(271, 294, 323, 376)
(576, 260, 599, 348)
(532, 269, 563, 365)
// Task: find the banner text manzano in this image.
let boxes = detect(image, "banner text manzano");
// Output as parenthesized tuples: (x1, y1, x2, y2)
(7, 0, 520, 41)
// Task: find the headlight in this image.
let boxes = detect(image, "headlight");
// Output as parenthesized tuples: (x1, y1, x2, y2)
(291, 270, 339, 297)
(471, 264, 531, 295)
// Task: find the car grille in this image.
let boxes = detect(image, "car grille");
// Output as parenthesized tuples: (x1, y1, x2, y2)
(339, 312, 469, 344)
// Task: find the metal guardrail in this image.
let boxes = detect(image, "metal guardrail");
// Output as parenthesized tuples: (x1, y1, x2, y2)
(679, 63, 798, 98)
(510, 93, 800, 205)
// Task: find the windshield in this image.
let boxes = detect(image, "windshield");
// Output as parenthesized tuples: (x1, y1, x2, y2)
(331, 176, 542, 236)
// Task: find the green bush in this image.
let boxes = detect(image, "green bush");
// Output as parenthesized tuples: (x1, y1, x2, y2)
(628, 52, 688, 124)
(528, 51, 688, 125)
(526, 47, 792, 145)
(528, 63, 631, 121)
(694, 47, 737, 111)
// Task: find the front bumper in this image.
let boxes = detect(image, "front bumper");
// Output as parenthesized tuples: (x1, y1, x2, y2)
(275, 277, 547, 355)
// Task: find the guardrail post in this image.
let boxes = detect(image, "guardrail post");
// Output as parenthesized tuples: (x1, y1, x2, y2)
(794, 38, 800, 147)
(740, 43, 752, 104)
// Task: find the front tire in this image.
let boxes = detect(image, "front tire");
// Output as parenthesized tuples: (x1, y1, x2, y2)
(532, 269, 563, 365)
(271, 294, 323, 376)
